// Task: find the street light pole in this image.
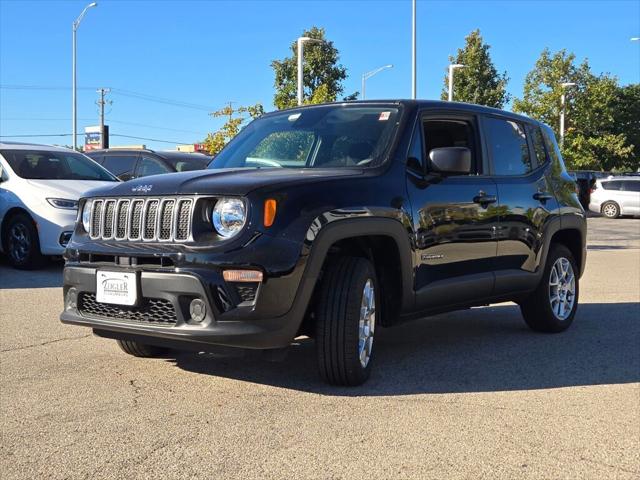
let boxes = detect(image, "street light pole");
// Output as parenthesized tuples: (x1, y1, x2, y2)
(447, 64, 465, 101)
(72, 2, 97, 150)
(361, 64, 393, 100)
(411, 0, 416, 99)
(560, 82, 576, 146)
(297, 36, 323, 106)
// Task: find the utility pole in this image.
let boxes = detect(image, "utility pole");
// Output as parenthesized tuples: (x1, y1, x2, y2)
(96, 88, 111, 148)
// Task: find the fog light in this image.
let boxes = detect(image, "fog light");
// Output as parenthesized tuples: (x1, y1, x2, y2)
(223, 270, 263, 283)
(189, 298, 207, 323)
(65, 288, 78, 311)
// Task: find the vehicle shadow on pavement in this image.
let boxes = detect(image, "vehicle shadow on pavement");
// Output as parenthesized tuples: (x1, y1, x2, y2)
(169, 302, 640, 396)
(0, 257, 63, 289)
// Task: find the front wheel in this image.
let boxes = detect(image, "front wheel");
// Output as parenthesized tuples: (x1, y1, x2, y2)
(315, 257, 379, 386)
(116, 339, 169, 358)
(520, 244, 579, 333)
(4, 213, 44, 269)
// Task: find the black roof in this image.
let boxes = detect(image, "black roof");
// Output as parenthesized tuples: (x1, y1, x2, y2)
(265, 99, 547, 129)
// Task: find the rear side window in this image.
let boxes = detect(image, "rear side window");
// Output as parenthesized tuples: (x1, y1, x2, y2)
(527, 125, 548, 166)
(484, 117, 532, 175)
(623, 181, 640, 192)
(102, 155, 138, 178)
(602, 181, 622, 191)
(138, 156, 171, 177)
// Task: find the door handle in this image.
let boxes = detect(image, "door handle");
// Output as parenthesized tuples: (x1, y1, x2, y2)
(473, 191, 497, 205)
(533, 191, 553, 202)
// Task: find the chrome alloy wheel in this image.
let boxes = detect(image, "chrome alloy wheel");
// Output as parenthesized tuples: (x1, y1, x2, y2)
(9, 223, 30, 263)
(358, 279, 376, 368)
(549, 257, 576, 320)
(603, 203, 618, 218)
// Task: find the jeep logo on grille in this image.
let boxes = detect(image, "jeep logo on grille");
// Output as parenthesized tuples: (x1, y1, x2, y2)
(131, 184, 153, 193)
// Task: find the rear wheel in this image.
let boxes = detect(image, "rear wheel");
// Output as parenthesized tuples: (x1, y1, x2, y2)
(520, 244, 578, 333)
(601, 201, 620, 219)
(3, 213, 44, 269)
(116, 339, 169, 358)
(315, 256, 379, 386)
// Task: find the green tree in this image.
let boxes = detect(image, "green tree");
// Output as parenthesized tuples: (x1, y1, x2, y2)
(202, 103, 264, 156)
(441, 29, 510, 108)
(612, 84, 640, 165)
(513, 49, 635, 171)
(271, 26, 357, 110)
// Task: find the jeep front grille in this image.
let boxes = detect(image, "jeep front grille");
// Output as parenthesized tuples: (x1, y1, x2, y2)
(89, 197, 194, 242)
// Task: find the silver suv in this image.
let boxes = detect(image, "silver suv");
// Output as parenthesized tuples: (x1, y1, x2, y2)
(588, 176, 640, 218)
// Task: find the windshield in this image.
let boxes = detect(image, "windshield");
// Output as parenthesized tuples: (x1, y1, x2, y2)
(1, 149, 117, 181)
(209, 105, 401, 169)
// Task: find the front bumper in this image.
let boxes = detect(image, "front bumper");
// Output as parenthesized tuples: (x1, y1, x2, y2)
(60, 261, 310, 350)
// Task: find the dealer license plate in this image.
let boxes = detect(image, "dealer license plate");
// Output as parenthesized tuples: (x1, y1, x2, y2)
(96, 270, 137, 306)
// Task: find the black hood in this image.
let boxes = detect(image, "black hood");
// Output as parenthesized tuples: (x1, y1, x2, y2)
(84, 167, 363, 198)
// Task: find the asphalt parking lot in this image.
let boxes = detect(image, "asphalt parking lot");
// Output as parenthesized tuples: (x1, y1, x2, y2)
(1, 216, 639, 479)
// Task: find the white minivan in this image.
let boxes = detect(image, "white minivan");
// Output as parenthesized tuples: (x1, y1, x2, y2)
(0, 142, 118, 268)
(588, 176, 640, 218)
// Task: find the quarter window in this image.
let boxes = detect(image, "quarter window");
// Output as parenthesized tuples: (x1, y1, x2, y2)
(484, 117, 532, 175)
(528, 125, 548, 166)
(602, 181, 622, 191)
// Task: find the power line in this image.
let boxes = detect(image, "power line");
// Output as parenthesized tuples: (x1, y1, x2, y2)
(2, 117, 207, 135)
(0, 133, 192, 145)
(1, 84, 219, 111)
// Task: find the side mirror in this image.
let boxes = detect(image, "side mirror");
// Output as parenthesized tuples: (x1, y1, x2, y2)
(429, 147, 471, 175)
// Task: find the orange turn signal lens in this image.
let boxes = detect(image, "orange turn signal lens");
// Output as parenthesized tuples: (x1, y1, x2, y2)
(264, 199, 277, 227)
(223, 270, 263, 283)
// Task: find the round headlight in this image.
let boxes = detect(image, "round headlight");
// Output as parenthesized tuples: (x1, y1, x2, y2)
(81, 200, 92, 233)
(212, 198, 246, 238)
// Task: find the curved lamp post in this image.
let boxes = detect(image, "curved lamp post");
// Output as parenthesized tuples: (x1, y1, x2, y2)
(361, 64, 393, 100)
(72, 2, 98, 150)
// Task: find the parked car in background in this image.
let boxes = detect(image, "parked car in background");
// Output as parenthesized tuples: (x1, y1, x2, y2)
(588, 176, 640, 218)
(60, 100, 586, 386)
(568, 170, 609, 209)
(0, 142, 118, 268)
(86, 148, 211, 181)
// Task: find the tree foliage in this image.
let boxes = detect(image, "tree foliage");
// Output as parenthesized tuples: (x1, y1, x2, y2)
(441, 29, 510, 108)
(271, 26, 357, 110)
(202, 103, 264, 156)
(513, 48, 636, 171)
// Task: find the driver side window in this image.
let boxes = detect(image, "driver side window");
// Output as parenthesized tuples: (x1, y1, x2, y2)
(423, 119, 477, 174)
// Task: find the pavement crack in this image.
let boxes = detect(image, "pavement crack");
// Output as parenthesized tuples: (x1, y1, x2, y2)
(0, 334, 91, 353)
(129, 379, 143, 407)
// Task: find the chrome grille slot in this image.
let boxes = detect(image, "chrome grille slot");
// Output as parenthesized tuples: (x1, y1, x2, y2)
(115, 200, 129, 239)
(175, 199, 192, 240)
(102, 200, 116, 238)
(129, 199, 144, 240)
(86, 196, 195, 242)
(159, 199, 175, 240)
(90, 200, 103, 239)
(143, 200, 159, 240)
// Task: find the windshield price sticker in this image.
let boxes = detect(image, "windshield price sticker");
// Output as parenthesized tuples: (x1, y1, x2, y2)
(379, 111, 391, 121)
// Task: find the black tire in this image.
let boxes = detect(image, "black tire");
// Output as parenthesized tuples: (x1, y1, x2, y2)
(520, 244, 579, 333)
(116, 339, 168, 358)
(315, 256, 379, 386)
(3, 213, 44, 269)
(601, 201, 620, 219)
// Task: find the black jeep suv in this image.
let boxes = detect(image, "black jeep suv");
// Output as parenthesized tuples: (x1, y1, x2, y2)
(60, 101, 586, 386)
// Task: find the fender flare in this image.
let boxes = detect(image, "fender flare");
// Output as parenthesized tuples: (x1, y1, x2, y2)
(299, 216, 415, 312)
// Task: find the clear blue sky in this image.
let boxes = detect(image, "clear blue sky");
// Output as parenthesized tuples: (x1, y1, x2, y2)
(1, 0, 639, 150)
